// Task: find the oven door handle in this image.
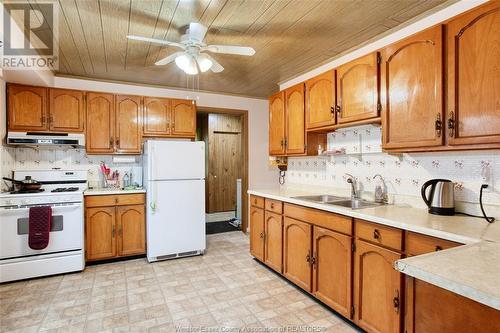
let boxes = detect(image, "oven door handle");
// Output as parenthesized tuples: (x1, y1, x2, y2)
(0, 202, 83, 211)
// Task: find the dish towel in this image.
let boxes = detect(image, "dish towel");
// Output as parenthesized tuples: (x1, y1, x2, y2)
(28, 206, 52, 250)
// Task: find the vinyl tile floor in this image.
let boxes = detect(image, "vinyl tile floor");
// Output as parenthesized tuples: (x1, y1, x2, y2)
(0, 232, 360, 333)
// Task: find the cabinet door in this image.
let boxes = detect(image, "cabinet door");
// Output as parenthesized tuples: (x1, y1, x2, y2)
(143, 97, 171, 137)
(49, 88, 85, 132)
(283, 217, 312, 292)
(250, 206, 265, 261)
(312, 226, 352, 318)
(264, 211, 283, 272)
(86, 92, 115, 154)
(269, 91, 286, 156)
(382, 26, 443, 150)
(85, 206, 116, 261)
(115, 95, 142, 154)
(171, 99, 196, 137)
(337, 52, 379, 124)
(116, 205, 145, 257)
(446, 2, 500, 146)
(285, 84, 305, 155)
(354, 240, 402, 333)
(7, 84, 48, 131)
(305, 70, 335, 130)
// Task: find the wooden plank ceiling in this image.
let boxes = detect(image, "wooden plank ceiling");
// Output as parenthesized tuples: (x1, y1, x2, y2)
(27, 0, 451, 97)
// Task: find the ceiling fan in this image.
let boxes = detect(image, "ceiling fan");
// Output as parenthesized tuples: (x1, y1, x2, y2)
(127, 22, 255, 75)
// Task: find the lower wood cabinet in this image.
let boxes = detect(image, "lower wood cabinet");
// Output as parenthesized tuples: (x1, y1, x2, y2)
(312, 226, 352, 318)
(264, 211, 283, 272)
(85, 194, 145, 261)
(283, 217, 312, 292)
(249, 204, 265, 261)
(354, 240, 402, 333)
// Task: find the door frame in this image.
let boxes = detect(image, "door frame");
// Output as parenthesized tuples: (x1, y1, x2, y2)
(196, 106, 249, 233)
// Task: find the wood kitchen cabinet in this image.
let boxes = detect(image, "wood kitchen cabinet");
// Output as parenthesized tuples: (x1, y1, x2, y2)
(7, 84, 48, 131)
(283, 217, 312, 292)
(284, 84, 306, 155)
(446, 1, 500, 148)
(143, 97, 171, 137)
(336, 52, 380, 124)
(85, 193, 145, 261)
(381, 25, 444, 150)
(170, 99, 196, 137)
(115, 95, 142, 154)
(264, 211, 283, 273)
(86, 92, 115, 154)
(269, 91, 286, 155)
(49, 88, 85, 132)
(305, 70, 335, 130)
(249, 196, 265, 261)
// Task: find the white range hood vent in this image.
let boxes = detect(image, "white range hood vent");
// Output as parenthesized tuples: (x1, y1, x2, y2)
(7, 132, 85, 148)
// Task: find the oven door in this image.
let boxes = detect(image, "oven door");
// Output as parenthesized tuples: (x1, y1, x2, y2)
(0, 202, 83, 260)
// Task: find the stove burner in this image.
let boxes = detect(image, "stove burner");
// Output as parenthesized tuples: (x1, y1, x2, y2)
(51, 187, 80, 193)
(10, 189, 45, 194)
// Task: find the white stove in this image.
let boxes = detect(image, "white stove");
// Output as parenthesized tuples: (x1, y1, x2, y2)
(0, 170, 87, 283)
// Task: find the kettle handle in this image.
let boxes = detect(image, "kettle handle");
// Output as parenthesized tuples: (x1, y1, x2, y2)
(421, 179, 439, 208)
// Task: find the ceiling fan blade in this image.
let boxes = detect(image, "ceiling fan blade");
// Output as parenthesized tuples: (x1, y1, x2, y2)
(155, 52, 184, 66)
(202, 54, 224, 73)
(203, 45, 255, 56)
(188, 23, 208, 42)
(127, 35, 185, 49)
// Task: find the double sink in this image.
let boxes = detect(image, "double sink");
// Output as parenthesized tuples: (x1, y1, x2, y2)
(291, 194, 384, 209)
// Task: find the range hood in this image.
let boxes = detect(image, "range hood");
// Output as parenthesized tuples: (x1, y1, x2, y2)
(7, 132, 85, 148)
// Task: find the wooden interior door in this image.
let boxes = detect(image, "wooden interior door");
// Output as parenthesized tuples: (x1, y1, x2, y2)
(446, 2, 500, 146)
(285, 84, 305, 155)
(115, 95, 142, 154)
(143, 97, 171, 137)
(283, 217, 312, 292)
(354, 240, 402, 333)
(250, 206, 265, 261)
(171, 99, 196, 137)
(305, 70, 335, 129)
(116, 205, 145, 257)
(7, 84, 48, 131)
(264, 211, 283, 273)
(269, 91, 286, 155)
(86, 92, 115, 154)
(312, 226, 352, 318)
(49, 88, 85, 132)
(337, 52, 379, 124)
(85, 206, 116, 261)
(382, 26, 443, 150)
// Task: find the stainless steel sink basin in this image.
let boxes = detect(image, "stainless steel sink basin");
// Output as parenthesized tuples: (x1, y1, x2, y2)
(327, 199, 384, 209)
(291, 194, 348, 203)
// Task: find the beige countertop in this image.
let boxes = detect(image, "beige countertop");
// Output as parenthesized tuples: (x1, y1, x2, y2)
(84, 188, 146, 196)
(248, 187, 500, 309)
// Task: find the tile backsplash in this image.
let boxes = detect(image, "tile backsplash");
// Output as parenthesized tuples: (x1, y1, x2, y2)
(0, 145, 142, 191)
(287, 125, 500, 207)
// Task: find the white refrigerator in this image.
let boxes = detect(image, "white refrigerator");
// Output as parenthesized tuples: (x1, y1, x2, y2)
(144, 140, 206, 262)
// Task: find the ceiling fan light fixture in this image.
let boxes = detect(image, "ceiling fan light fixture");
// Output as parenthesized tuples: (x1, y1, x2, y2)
(197, 53, 213, 72)
(175, 53, 198, 75)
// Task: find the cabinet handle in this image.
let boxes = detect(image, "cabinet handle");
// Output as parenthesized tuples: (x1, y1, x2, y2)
(330, 106, 335, 115)
(41, 115, 46, 125)
(306, 251, 311, 264)
(109, 138, 114, 147)
(448, 111, 455, 137)
(435, 113, 442, 137)
(259, 231, 264, 239)
(280, 139, 284, 148)
(284, 138, 287, 148)
(393, 290, 400, 313)
(435, 245, 443, 252)
(115, 197, 118, 204)
(116, 138, 120, 147)
(335, 105, 341, 116)
(311, 254, 316, 268)
(270, 203, 274, 209)
(373, 229, 380, 240)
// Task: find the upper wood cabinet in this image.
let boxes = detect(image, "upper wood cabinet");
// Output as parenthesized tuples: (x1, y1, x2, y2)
(7, 84, 48, 131)
(143, 97, 171, 137)
(354, 240, 402, 333)
(49, 88, 85, 132)
(283, 217, 312, 292)
(171, 99, 196, 137)
(269, 91, 286, 155)
(446, 1, 500, 147)
(381, 26, 444, 150)
(285, 84, 306, 155)
(336, 52, 380, 124)
(250, 204, 265, 262)
(305, 70, 335, 130)
(86, 92, 115, 154)
(115, 95, 142, 154)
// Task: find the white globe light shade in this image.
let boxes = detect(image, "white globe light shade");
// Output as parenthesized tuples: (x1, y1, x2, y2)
(197, 54, 213, 72)
(175, 54, 190, 71)
(175, 53, 198, 75)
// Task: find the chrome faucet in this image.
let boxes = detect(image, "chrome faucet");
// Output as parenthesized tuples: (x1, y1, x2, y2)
(345, 173, 359, 199)
(373, 174, 388, 204)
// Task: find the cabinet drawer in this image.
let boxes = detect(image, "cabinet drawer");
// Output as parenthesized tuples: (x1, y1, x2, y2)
(406, 232, 462, 256)
(85, 194, 145, 207)
(284, 203, 352, 235)
(265, 199, 283, 214)
(250, 195, 264, 208)
(355, 219, 403, 251)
